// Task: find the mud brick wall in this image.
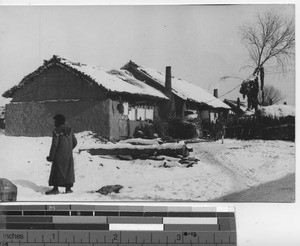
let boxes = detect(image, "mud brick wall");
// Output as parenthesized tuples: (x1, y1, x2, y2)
(5, 100, 110, 138)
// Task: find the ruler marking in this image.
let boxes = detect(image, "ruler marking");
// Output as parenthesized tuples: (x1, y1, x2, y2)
(0, 206, 236, 245)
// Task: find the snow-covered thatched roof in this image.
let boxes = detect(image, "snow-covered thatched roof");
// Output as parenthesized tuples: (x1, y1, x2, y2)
(2, 56, 168, 100)
(258, 104, 295, 118)
(122, 61, 230, 109)
(224, 99, 248, 113)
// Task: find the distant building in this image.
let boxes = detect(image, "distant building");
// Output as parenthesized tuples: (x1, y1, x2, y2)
(223, 98, 248, 117)
(2, 56, 167, 139)
(122, 61, 230, 117)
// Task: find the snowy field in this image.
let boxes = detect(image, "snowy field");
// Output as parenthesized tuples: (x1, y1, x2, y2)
(0, 131, 295, 202)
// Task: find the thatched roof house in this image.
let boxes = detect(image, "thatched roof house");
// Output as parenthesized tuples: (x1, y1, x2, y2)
(2, 56, 167, 139)
(122, 60, 230, 119)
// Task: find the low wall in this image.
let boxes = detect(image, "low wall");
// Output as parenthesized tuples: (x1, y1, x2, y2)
(5, 100, 110, 138)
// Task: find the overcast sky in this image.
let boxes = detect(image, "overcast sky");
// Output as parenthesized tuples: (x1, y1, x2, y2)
(0, 4, 295, 106)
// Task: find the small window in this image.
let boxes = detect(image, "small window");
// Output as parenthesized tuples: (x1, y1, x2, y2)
(127, 105, 155, 121)
(137, 107, 145, 121)
(145, 107, 154, 120)
(210, 112, 215, 123)
(123, 102, 129, 115)
(128, 107, 136, 121)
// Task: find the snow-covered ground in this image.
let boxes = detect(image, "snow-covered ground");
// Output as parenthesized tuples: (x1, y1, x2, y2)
(0, 131, 295, 201)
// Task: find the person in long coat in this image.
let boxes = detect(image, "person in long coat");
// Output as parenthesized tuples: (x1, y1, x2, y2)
(46, 114, 77, 195)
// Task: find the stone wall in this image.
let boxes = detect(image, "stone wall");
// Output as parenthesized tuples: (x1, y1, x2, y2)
(5, 100, 110, 138)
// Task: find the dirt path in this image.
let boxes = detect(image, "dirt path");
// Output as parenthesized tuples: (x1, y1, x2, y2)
(190, 139, 295, 202)
(192, 141, 252, 193)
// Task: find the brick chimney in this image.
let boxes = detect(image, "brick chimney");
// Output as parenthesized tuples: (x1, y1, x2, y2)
(165, 66, 172, 97)
(213, 89, 218, 98)
(161, 66, 175, 118)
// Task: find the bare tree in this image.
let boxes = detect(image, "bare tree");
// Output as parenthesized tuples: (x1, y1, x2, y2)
(239, 10, 295, 106)
(258, 85, 285, 106)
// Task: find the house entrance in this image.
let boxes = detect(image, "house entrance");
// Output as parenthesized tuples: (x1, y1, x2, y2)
(118, 118, 129, 139)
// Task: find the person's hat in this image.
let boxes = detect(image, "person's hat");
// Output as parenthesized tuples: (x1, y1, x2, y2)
(53, 114, 66, 124)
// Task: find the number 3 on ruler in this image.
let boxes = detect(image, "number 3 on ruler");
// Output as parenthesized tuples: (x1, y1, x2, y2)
(176, 234, 181, 241)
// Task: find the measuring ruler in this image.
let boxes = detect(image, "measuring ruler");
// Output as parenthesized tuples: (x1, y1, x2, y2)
(0, 204, 236, 245)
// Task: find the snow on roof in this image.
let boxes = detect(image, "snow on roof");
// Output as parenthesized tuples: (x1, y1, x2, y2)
(132, 64, 230, 109)
(224, 99, 248, 112)
(3, 56, 168, 100)
(259, 104, 295, 118)
(107, 69, 168, 100)
(58, 57, 168, 99)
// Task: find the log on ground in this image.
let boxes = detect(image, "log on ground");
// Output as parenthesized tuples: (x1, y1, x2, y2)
(84, 142, 191, 157)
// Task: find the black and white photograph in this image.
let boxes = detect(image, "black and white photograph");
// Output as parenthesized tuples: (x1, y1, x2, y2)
(0, 3, 295, 203)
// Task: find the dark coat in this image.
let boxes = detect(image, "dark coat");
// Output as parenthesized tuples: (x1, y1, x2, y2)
(48, 125, 77, 187)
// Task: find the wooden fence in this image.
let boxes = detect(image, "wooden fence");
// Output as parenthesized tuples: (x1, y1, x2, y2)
(225, 115, 295, 141)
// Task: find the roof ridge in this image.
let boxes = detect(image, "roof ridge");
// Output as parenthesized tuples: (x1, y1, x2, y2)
(2, 56, 168, 100)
